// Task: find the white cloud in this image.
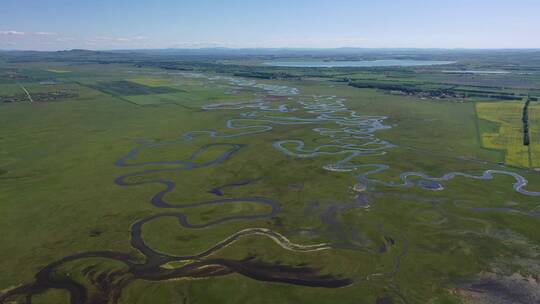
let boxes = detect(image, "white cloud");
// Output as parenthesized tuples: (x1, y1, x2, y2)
(169, 41, 230, 48)
(35, 32, 57, 36)
(55, 37, 75, 42)
(89, 35, 148, 43)
(0, 30, 25, 36)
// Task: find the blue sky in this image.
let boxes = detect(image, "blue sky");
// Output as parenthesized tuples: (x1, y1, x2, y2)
(1, 0, 539, 50)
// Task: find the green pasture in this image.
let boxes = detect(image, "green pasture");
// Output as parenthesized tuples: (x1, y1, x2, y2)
(1, 63, 540, 303)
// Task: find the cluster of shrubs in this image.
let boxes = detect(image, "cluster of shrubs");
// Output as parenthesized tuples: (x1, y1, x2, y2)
(348, 81, 423, 94)
(468, 93, 522, 101)
(1, 91, 78, 103)
(348, 80, 524, 101)
(233, 71, 301, 80)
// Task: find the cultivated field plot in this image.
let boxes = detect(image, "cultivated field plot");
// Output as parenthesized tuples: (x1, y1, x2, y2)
(476, 101, 540, 168)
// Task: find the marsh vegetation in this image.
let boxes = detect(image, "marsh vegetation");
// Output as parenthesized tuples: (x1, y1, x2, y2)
(1, 49, 540, 303)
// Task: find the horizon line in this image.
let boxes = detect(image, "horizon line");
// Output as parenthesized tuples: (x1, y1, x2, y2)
(2, 47, 540, 52)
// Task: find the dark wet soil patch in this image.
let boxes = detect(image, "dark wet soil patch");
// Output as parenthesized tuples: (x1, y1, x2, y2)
(376, 297, 394, 304)
(456, 273, 540, 304)
(306, 198, 371, 250)
(89, 229, 104, 237)
(288, 183, 304, 190)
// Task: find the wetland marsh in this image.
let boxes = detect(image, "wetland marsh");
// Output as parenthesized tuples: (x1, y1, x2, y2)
(1, 50, 540, 304)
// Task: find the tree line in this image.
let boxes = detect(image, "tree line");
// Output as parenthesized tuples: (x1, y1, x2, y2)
(523, 97, 531, 146)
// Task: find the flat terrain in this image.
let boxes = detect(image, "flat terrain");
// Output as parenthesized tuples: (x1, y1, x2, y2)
(1, 51, 540, 304)
(477, 102, 540, 168)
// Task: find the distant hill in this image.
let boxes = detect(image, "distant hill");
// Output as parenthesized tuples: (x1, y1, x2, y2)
(2, 48, 540, 70)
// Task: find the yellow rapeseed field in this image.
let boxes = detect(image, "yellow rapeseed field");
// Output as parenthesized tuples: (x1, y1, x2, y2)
(476, 101, 539, 168)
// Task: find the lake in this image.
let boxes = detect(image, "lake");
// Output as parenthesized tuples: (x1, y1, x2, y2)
(263, 59, 456, 68)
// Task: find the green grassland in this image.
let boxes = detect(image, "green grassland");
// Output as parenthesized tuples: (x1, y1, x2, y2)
(1, 56, 540, 304)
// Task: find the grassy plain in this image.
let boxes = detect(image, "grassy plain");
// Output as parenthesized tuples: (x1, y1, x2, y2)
(1, 55, 540, 303)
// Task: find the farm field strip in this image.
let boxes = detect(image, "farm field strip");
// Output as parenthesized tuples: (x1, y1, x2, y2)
(476, 101, 540, 168)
